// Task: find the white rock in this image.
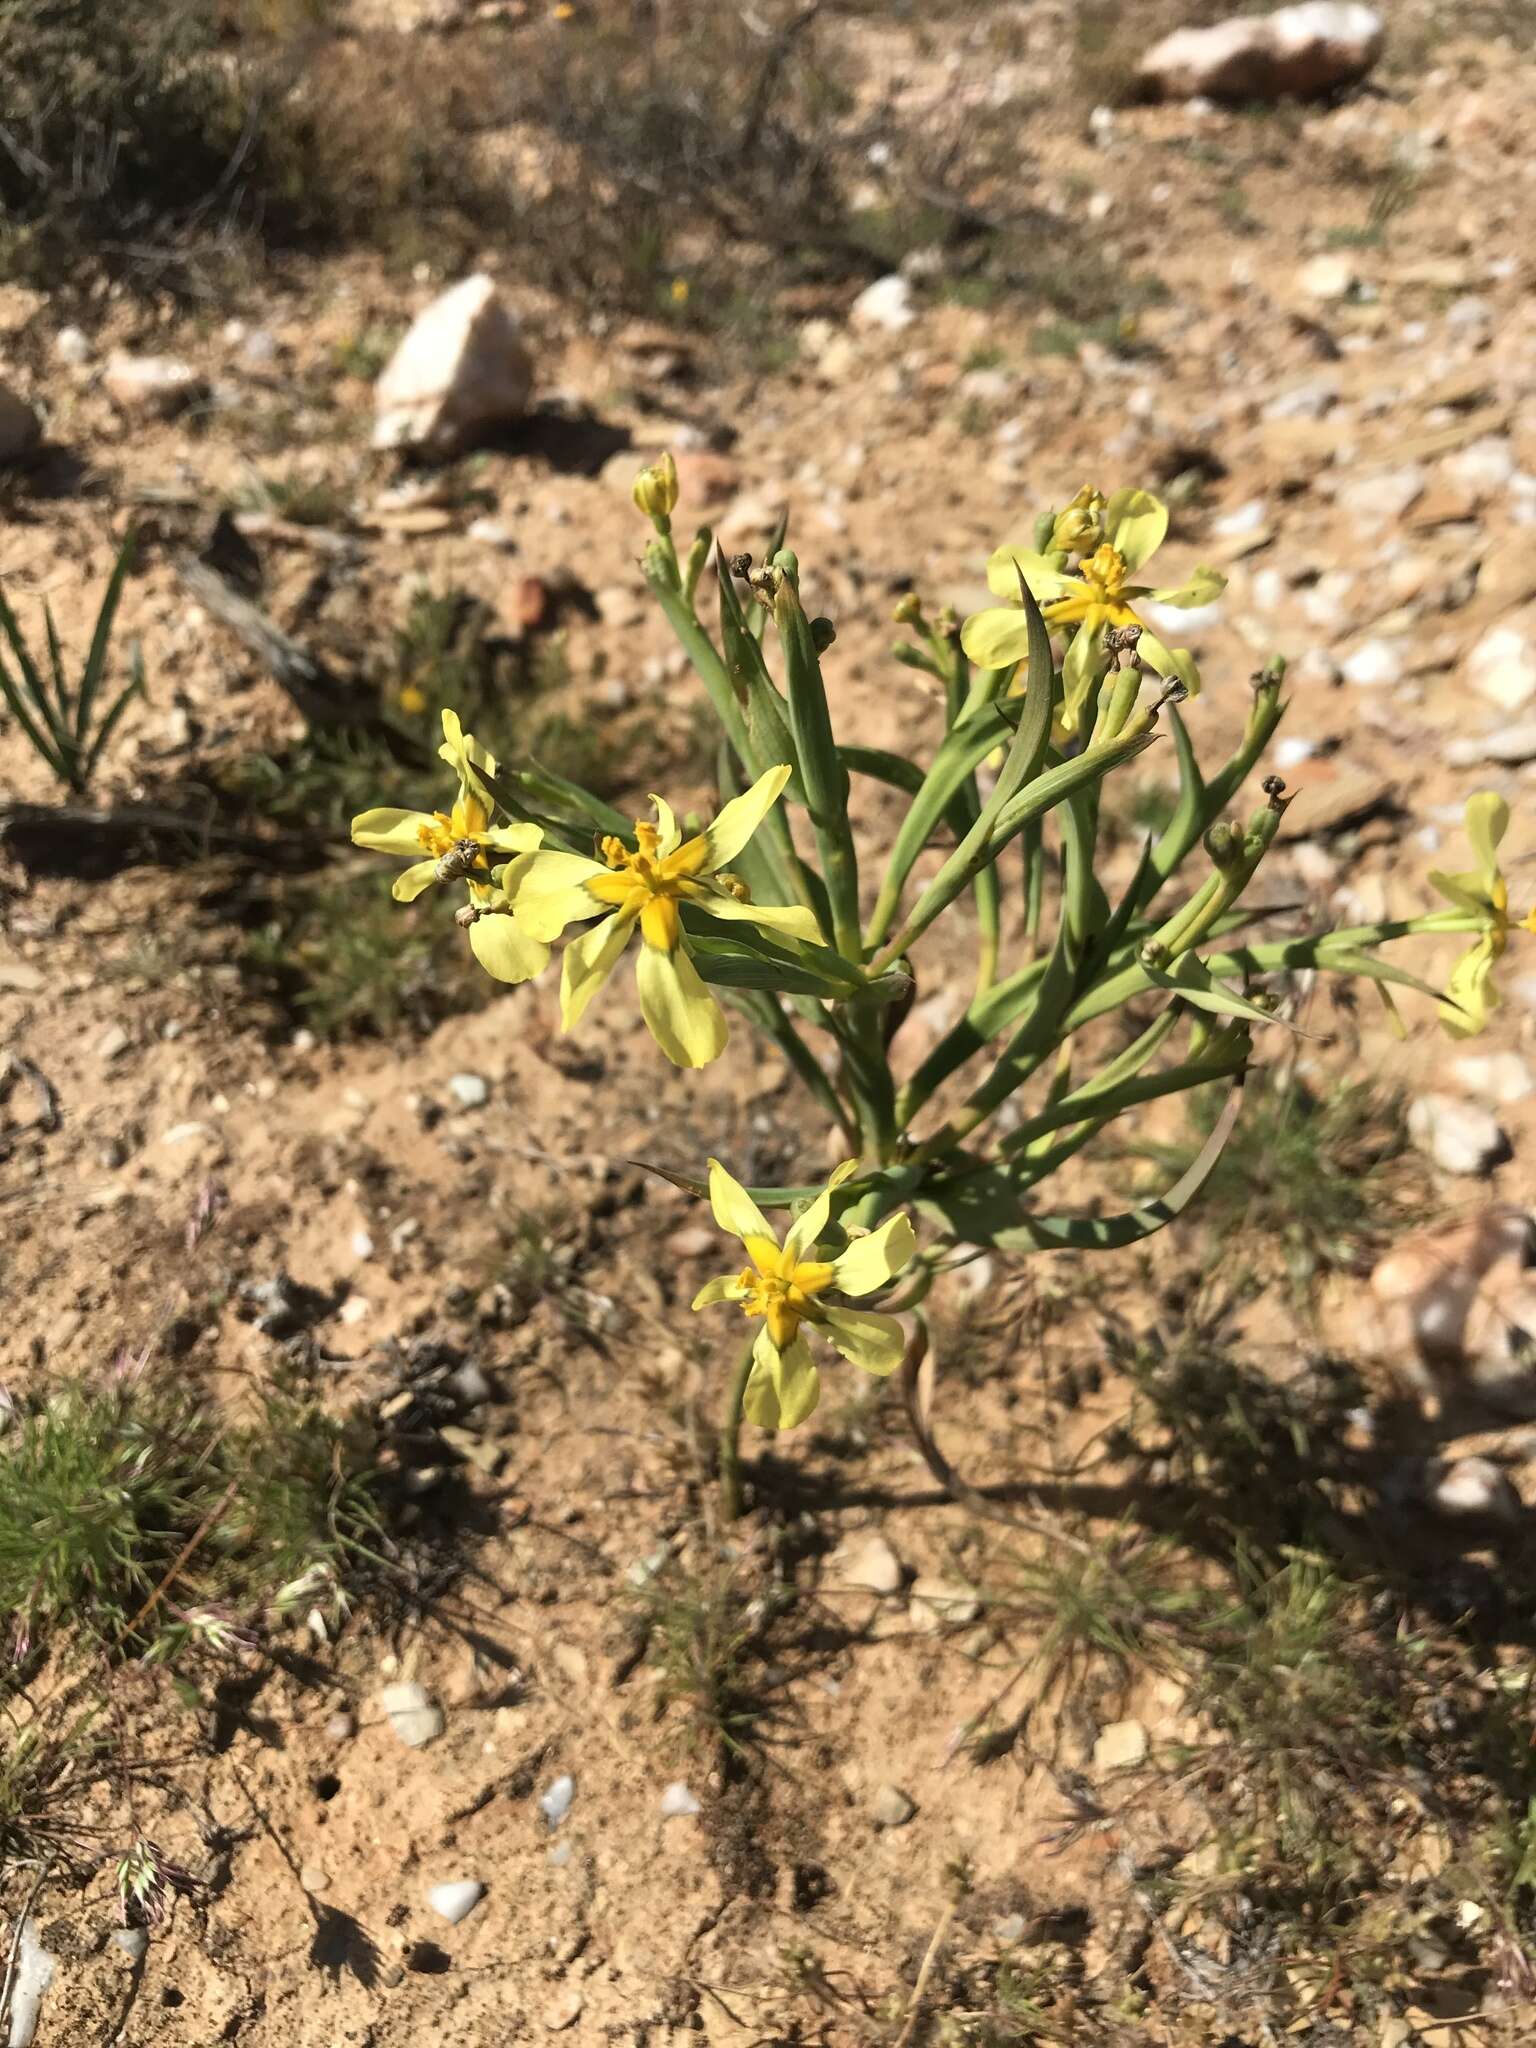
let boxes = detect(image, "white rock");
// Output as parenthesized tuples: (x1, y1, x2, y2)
(1446, 722, 1536, 767)
(660, 1781, 701, 1818)
(6, 1919, 55, 2047)
(1340, 639, 1403, 687)
(448, 1072, 490, 1109)
(829, 1533, 904, 1595)
(909, 1578, 981, 1631)
(1262, 380, 1339, 421)
(1452, 1052, 1535, 1106)
(1408, 1093, 1508, 1176)
(1301, 569, 1356, 633)
(1092, 1718, 1149, 1771)
(1296, 252, 1359, 303)
(1466, 621, 1536, 713)
(0, 381, 40, 462)
(1430, 1456, 1521, 1522)
(380, 1679, 444, 1749)
(102, 353, 202, 419)
(872, 1783, 917, 1828)
(1211, 497, 1268, 535)
(427, 1879, 485, 1924)
(373, 274, 534, 456)
(849, 275, 916, 334)
(1140, 5, 1383, 103)
(1443, 437, 1515, 499)
(94, 1022, 131, 1062)
(55, 326, 90, 366)
(540, 1773, 575, 1826)
(1335, 467, 1424, 524)
(350, 1228, 375, 1261)
(1274, 736, 1319, 769)
(467, 516, 518, 550)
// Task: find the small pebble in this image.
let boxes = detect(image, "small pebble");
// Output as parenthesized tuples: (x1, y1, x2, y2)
(660, 1781, 701, 1819)
(872, 1783, 916, 1829)
(540, 1773, 575, 1826)
(1092, 1718, 1149, 1770)
(380, 1680, 445, 1749)
(449, 1361, 492, 1407)
(109, 1927, 149, 1964)
(830, 1533, 904, 1596)
(299, 1863, 330, 1895)
(543, 1988, 585, 2032)
(448, 1073, 490, 1110)
(95, 1022, 131, 1062)
(427, 1879, 485, 1924)
(350, 1228, 375, 1261)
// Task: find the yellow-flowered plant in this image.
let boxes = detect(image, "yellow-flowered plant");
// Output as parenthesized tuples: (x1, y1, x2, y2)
(351, 471, 1500, 1516)
(1428, 792, 1536, 1037)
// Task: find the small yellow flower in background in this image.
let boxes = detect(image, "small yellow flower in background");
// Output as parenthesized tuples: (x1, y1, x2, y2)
(693, 1160, 916, 1428)
(397, 682, 428, 716)
(1430, 791, 1536, 1037)
(551, 2, 574, 17)
(632, 450, 679, 523)
(509, 766, 821, 1067)
(961, 487, 1225, 732)
(670, 277, 690, 306)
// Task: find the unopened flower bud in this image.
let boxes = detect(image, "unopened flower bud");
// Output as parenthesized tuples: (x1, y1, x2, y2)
(1139, 938, 1169, 971)
(1049, 486, 1106, 556)
(632, 451, 679, 523)
(1203, 820, 1242, 868)
(893, 592, 923, 626)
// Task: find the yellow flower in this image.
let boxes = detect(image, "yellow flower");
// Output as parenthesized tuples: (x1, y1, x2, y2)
(632, 451, 679, 523)
(398, 682, 428, 716)
(1430, 791, 1536, 1037)
(353, 709, 540, 900)
(1049, 485, 1105, 556)
(670, 277, 690, 306)
(960, 487, 1225, 732)
(693, 1160, 916, 1428)
(509, 766, 821, 1067)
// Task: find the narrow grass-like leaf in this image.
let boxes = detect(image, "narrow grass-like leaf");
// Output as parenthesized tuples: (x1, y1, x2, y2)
(73, 530, 137, 756)
(773, 555, 860, 956)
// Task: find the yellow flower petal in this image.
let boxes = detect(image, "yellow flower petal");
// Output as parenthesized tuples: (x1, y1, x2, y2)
(959, 605, 1037, 671)
(783, 1161, 859, 1263)
(1464, 791, 1510, 895)
(699, 765, 792, 872)
(1439, 934, 1499, 1038)
(742, 1327, 820, 1429)
(509, 851, 611, 940)
(1144, 566, 1225, 609)
(482, 822, 544, 854)
(468, 914, 550, 985)
(818, 1305, 905, 1377)
(708, 1159, 774, 1246)
(694, 891, 825, 945)
(984, 546, 1077, 603)
(635, 938, 728, 1067)
(560, 909, 635, 1028)
(830, 1212, 916, 1297)
(352, 807, 433, 855)
(1059, 615, 1107, 732)
(650, 793, 683, 858)
(1103, 488, 1168, 573)
(439, 706, 497, 785)
(391, 859, 439, 902)
(692, 1273, 748, 1310)
(1135, 629, 1200, 696)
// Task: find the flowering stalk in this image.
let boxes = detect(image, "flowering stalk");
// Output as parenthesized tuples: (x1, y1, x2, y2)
(350, 466, 1520, 1516)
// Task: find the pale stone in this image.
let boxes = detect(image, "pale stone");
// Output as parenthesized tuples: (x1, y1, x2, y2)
(1296, 252, 1359, 302)
(102, 353, 202, 419)
(1340, 639, 1403, 687)
(871, 1783, 916, 1828)
(1092, 1718, 1149, 1770)
(380, 1680, 444, 1748)
(1139, 5, 1384, 104)
(1452, 1052, 1535, 1106)
(1466, 620, 1536, 712)
(1407, 1093, 1508, 1176)
(850, 275, 916, 334)
(427, 1879, 485, 1924)
(660, 1781, 701, 1818)
(1335, 467, 1424, 523)
(1430, 1456, 1521, 1522)
(373, 274, 534, 456)
(830, 1533, 904, 1595)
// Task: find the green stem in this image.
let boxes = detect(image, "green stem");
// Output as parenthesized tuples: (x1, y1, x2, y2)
(719, 1336, 757, 1522)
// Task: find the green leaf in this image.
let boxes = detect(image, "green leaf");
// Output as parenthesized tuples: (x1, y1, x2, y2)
(918, 1076, 1244, 1251)
(80, 642, 147, 788)
(0, 651, 69, 783)
(863, 701, 1019, 948)
(716, 550, 804, 803)
(686, 927, 876, 1000)
(773, 555, 861, 955)
(73, 529, 137, 754)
